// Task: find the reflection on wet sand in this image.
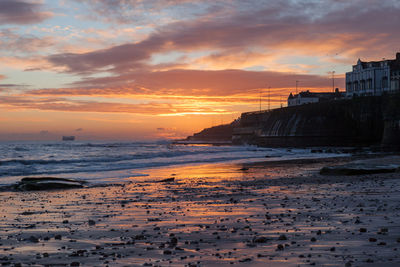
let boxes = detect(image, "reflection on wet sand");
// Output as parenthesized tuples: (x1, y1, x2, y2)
(1, 157, 400, 266)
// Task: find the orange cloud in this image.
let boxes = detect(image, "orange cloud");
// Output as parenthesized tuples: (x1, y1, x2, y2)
(27, 69, 344, 98)
(0, 95, 234, 116)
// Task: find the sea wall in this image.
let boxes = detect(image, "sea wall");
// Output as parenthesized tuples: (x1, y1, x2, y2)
(233, 96, 387, 147)
(381, 94, 400, 150)
(185, 94, 400, 149)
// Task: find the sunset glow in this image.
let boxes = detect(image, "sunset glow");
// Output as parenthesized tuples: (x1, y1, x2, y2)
(1, 0, 399, 140)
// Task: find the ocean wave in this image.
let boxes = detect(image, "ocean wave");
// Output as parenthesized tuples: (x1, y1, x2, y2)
(0, 142, 319, 180)
(0, 146, 268, 167)
(0, 153, 267, 178)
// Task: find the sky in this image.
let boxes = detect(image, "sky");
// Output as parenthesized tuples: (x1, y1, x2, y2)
(0, 0, 399, 140)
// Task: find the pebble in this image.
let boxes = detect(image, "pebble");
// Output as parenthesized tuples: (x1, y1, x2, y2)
(278, 234, 287, 240)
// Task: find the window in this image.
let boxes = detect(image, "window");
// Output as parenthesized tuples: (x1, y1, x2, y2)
(367, 79, 372, 89)
(347, 82, 352, 92)
(360, 80, 365, 90)
(354, 82, 359, 91)
(382, 77, 388, 88)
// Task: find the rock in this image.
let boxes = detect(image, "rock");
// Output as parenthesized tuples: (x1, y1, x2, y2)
(88, 220, 96, 226)
(359, 228, 367, 233)
(15, 177, 85, 191)
(310, 237, 317, 242)
(253, 236, 269, 243)
(21, 211, 35, 215)
(70, 262, 80, 266)
(27, 236, 39, 243)
(169, 237, 178, 247)
(277, 244, 284, 250)
(278, 234, 287, 240)
(320, 164, 399, 176)
(369, 238, 377, 242)
(54, 235, 62, 240)
(379, 228, 388, 234)
(158, 178, 175, 183)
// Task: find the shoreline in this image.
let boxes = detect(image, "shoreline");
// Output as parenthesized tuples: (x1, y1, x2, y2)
(1, 155, 400, 266)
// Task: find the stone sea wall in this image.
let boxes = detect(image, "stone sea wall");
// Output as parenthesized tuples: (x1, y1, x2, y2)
(187, 94, 400, 149)
(234, 96, 385, 147)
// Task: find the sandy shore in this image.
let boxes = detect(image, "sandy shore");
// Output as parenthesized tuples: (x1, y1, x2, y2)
(1, 155, 400, 266)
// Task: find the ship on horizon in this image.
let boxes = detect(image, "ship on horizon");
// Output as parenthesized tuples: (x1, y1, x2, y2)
(62, 136, 75, 141)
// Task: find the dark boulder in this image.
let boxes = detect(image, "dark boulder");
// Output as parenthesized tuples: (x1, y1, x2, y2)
(15, 177, 85, 191)
(320, 165, 399, 175)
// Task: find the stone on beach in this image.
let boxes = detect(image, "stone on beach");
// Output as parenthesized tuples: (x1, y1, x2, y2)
(157, 178, 175, 183)
(320, 164, 399, 176)
(15, 177, 85, 191)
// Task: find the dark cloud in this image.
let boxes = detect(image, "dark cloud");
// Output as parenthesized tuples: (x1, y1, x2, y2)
(77, 0, 218, 24)
(0, 29, 54, 53)
(0, 84, 22, 87)
(48, 42, 152, 74)
(48, 0, 400, 75)
(0, 78, 30, 92)
(24, 68, 42, 72)
(0, 0, 52, 25)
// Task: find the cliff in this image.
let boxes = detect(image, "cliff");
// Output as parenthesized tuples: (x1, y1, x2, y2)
(185, 94, 400, 149)
(186, 120, 239, 142)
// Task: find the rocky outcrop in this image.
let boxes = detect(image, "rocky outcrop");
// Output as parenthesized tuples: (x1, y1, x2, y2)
(186, 120, 239, 142)
(320, 165, 399, 175)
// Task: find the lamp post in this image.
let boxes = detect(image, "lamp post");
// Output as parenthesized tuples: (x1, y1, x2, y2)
(268, 86, 271, 111)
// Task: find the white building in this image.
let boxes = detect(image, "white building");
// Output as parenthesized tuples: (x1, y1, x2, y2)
(288, 89, 343, 107)
(346, 53, 400, 97)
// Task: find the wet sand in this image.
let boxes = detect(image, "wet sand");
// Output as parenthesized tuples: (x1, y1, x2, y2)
(1, 156, 400, 266)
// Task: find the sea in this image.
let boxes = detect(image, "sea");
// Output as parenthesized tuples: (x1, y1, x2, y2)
(0, 141, 347, 187)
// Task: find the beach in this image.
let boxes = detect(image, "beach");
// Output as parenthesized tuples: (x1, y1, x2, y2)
(1, 153, 400, 266)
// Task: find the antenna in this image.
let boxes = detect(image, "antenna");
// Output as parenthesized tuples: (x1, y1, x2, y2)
(332, 70, 335, 92)
(296, 80, 300, 94)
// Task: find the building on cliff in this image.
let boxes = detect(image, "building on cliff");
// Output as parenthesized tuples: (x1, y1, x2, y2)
(346, 52, 400, 97)
(287, 89, 343, 107)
